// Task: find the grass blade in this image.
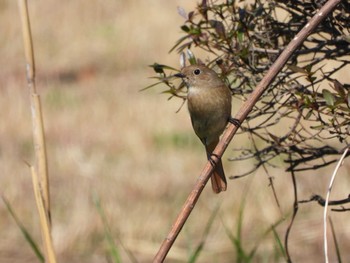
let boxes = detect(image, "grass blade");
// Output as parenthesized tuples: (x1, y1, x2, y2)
(188, 203, 220, 263)
(93, 194, 122, 263)
(329, 217, 342, 263)
(2, 195, 44, 262)
(223, 197, 250, 263)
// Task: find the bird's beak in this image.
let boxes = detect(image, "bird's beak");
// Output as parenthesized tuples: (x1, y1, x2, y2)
(174, 73, 185, 78)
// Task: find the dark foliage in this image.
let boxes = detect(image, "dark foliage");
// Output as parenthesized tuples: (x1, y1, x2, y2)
(149, 0, 350, 175)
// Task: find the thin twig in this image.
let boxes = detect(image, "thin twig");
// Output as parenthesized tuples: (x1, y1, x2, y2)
(299, 194, 350, 206)
(329, 217, 342, 263)
(153, 1, 342, 262)
(284, 154, 298, 263)
(245, 121, 282, 213)
(323, 146, 349, 263)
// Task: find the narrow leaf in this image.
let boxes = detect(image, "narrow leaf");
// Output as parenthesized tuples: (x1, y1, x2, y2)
(287, 65, 307, 74)
(187, 49, 197, 65)
(322, 89, 335, 107)
(2, 195, 44, 262)
(94, 195, 122, 263)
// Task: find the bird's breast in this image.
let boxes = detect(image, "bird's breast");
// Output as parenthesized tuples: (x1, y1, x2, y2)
(187, 86, 231, 145)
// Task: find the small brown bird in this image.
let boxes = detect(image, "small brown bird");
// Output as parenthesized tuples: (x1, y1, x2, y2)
(175, 64, 232, 193)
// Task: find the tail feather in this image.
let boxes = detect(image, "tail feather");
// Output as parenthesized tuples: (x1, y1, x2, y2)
(205, 140, 227, 194)
(210, 159, 227, 193)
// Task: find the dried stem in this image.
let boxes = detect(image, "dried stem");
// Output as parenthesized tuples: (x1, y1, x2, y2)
(18, 0, 56, 262)
(31, 167, 57, 263)
(323, 146, 349, 263)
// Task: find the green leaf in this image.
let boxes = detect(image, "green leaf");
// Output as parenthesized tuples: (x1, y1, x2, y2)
(209, 20, 226, 39)
(304, 64, 313, 73)
(181, 25, 190, 32)
(311, 124, 327, 130)
(287, 65, 307, 74)
(322, 89, 335, 107)
(308, 76, 317, 83)
(331, 79, 346, 98)
(140, 81, 165, 91)
(149, 63, 178, 73)
(305, 109, 313, 120)
(169, 35, 190, 53)
(237, 30, 244, 43)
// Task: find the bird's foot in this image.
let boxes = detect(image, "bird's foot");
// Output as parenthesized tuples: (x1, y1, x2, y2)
(208, 153, 220, 167)
(229, 117, 241, 127)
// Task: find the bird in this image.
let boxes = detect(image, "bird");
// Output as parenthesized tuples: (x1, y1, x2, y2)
(175, 64, 232, 193)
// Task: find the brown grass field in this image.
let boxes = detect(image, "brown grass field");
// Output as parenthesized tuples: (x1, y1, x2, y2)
(1, 0, 350, 262)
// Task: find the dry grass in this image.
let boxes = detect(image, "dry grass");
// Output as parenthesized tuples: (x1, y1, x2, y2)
(1, 0, 350, 262)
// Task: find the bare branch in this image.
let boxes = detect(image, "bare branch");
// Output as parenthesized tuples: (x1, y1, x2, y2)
(153, 1, 342, 261)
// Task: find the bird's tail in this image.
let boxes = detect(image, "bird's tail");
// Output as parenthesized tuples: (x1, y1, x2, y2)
(205, 140, 227, 194)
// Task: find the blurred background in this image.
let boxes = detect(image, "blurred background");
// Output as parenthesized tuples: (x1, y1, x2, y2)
(1, 1, 350, 262)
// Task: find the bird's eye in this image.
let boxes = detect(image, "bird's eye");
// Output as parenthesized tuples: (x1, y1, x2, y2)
(193, 69, 201, 75)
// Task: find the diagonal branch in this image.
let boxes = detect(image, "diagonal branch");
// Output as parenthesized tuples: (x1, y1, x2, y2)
(153, 0, 342, 262)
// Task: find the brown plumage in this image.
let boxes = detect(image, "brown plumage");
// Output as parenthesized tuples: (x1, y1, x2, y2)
(176, 64, 232, 193)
